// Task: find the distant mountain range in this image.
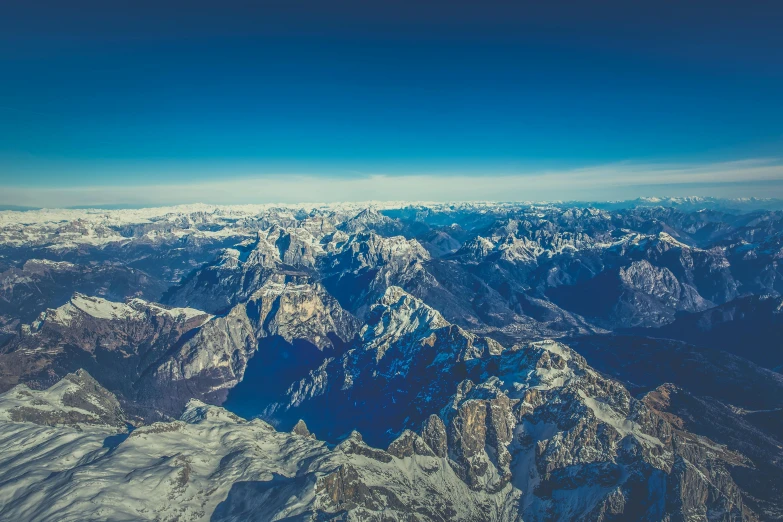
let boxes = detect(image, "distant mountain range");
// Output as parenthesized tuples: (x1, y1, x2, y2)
(0, 198, 781, 520)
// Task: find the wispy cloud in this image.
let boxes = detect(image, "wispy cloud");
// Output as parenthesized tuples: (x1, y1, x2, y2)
(2, 158, 782, 207)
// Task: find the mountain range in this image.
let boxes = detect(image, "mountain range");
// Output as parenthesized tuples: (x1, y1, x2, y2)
(0, 198, 781, 521)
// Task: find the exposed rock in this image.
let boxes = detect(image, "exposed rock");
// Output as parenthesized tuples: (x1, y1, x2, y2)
(421, 414, 448, 458)
(387, 429, 436, 458)
(292, 419, 315, 438)
(246, 276, 358, 350)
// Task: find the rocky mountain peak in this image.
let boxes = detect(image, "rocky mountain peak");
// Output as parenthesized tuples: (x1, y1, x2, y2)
(656, 231, 690, 248)
(246, 276, 358, 349)
(619, 259, 680, 295)
(292, 419, 315, 438)
(346, 208, 386, 226)
(338, 207, 401, 235)
(456, 235, 495, 260)
(65, 293, 145, 322)
(333, 232, 430, 271)
(25, 294, 211, 336)
(1, 201, 781, 520)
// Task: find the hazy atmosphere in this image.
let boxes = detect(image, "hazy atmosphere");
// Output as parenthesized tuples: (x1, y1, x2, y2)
(2, 0, 782, 206)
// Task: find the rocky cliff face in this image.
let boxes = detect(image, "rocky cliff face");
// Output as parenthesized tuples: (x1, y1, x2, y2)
(0, 378, 519, 522)
(244, 276, 359, 350)
(0, 294, 251, 420)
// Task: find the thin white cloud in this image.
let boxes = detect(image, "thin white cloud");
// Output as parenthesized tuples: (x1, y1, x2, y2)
(2, 157, 782, 207)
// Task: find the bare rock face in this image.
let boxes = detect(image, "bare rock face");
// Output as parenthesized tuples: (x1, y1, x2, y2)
(447, 392, 491, 487)
(245, 276, 358, 350)
(440, 379, 515, 492)
(283, 335, 758, 520)
(149, 303, 256, 416)
(337, 431, 394, 463)
(421, 414, 448, 458)
(315, 464, 379, 513)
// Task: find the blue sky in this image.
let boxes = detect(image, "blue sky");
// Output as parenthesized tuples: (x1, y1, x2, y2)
(1, 0, 782, 205)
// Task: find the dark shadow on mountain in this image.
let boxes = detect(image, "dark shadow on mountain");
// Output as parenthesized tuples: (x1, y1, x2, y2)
(622, 295, 783, 370)
(546, 270, 623, 324)
(102, 424, 134, 450)
(566, 334, 783, 410)
(222, 336, 341, 425)
(211, 473, 319, 522)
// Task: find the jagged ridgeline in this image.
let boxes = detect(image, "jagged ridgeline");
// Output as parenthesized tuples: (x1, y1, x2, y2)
(0, 199, 782, 521)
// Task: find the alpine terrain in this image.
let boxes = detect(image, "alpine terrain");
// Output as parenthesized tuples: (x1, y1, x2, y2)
(0, 198, 782, 521)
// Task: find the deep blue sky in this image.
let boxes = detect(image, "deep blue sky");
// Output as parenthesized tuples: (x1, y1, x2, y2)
(1, 0, 782, 205)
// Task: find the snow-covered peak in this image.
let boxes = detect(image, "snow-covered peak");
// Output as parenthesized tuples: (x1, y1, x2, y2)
(216, 248, 243, 268)
(533, 339, 574, 361)
(38, 294, 211, 329)
(127, 299, 211, 322)
(655, 231, 690, 249)
(335, 232, 431, 270)
(40, 293, 146, 326)
(338, 207, 399, 234)
(21, 258, 78, 271)
(347, 207, 387, 225)
(354, 207, 381, 219)
(0, 369, 125, 428)
(72, 293, 142, 320)
(497, 236, 542, 263)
